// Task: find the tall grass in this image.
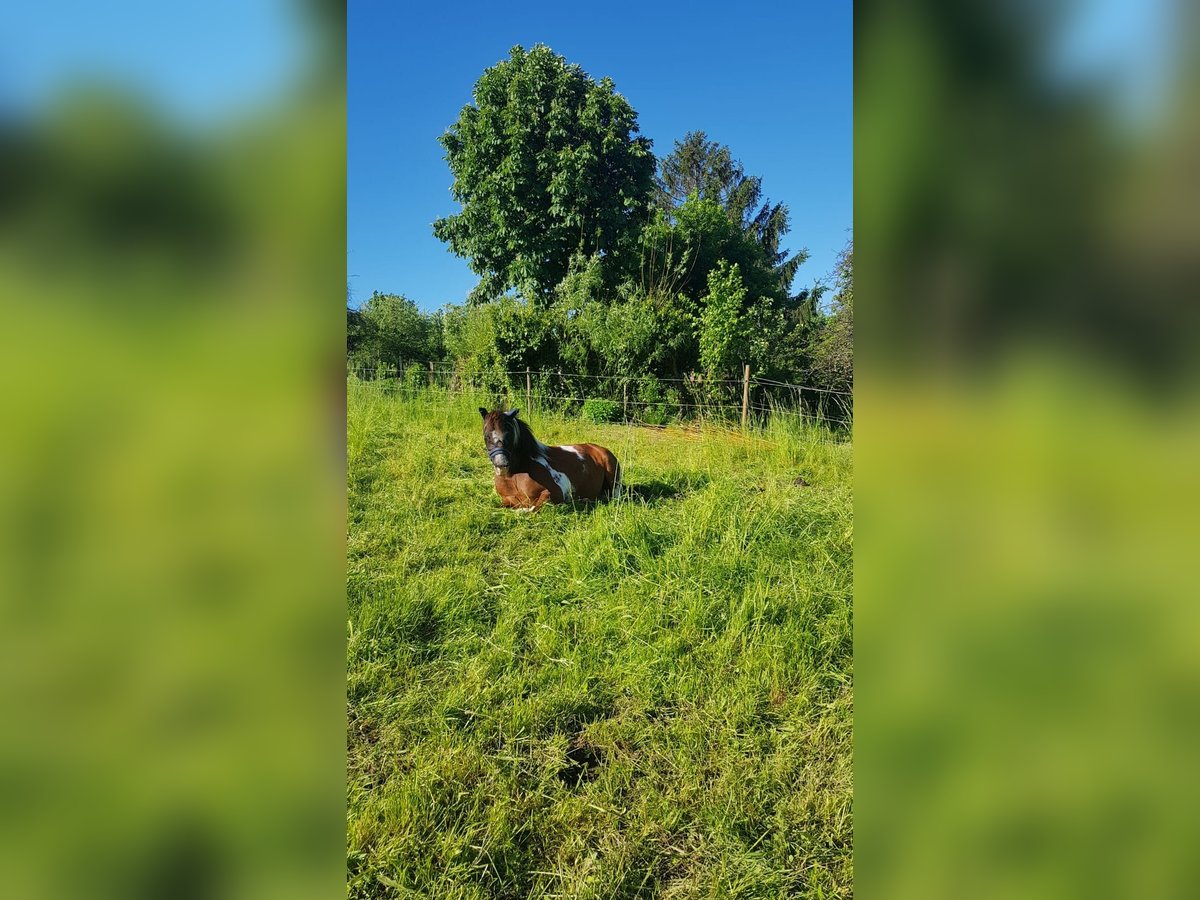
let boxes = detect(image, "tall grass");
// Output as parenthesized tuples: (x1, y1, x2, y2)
(347, 379, 853, 898)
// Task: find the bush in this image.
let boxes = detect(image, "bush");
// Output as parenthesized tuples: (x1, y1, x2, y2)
(581, 398, 621, 424)
(639, 405, 669, 426)
(401, 363, 426, 394)
(635, 376, 670, 426)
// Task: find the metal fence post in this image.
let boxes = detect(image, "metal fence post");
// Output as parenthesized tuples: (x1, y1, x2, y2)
(525, 367, 531, 412)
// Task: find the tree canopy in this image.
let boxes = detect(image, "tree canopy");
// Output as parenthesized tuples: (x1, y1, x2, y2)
(433, 45, 656, 304)
(348, 292, 441, 371)
(656, 131, 807, 297)
(804, 241, 853, 394)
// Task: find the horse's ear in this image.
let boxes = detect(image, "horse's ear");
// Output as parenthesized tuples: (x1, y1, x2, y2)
(478, 407, 488, 419)
(506, 408, 519, 419)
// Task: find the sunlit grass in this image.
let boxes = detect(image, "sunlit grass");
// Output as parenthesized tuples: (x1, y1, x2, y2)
(346, 379, 853, 898)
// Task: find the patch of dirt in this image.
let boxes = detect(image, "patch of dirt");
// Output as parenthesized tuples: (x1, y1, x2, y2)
(558, 735, 605, 788)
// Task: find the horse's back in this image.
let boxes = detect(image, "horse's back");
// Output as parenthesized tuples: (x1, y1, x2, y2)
(544, 442, 620, 501)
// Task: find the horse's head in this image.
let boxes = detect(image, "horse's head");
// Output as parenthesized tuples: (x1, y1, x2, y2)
(479, 407, 521, 475)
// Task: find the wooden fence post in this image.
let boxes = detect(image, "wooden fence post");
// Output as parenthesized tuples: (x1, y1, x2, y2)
(525, 367, 531, 412)
(742, 363, 751, 429)
(623, 380, 628, 421)
(428, 359, 434, 389)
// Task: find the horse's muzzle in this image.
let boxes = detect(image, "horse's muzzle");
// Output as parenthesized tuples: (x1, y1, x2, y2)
(488, 447, 510, 471)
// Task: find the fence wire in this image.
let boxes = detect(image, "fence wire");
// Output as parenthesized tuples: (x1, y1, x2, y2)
(348, 364, 853, 436)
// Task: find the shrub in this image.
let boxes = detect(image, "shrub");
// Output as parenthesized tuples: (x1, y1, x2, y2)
(581, 398, 621, 424)
(401, 363, 426, 394)
(635, 376, 670, 426)
(640, 405, 669, 426)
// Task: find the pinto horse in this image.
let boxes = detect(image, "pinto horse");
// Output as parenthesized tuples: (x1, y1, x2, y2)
(479, 407, 621, 510)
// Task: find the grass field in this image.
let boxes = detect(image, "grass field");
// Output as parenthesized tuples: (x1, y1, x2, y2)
(346, 379, 853, 898)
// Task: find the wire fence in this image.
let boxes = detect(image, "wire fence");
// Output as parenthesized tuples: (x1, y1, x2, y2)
(348, 362, 853, 437)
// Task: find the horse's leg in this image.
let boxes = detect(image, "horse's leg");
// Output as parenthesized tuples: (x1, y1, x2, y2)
(510, 486, 550, 512)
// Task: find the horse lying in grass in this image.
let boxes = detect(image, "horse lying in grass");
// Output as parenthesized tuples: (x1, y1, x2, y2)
(479, 407, 621, 511)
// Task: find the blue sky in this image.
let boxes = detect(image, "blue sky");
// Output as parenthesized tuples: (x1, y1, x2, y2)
(2, 1, 306, 124)
(348, 0, 853, 311)
(4, 1, 1175, 314)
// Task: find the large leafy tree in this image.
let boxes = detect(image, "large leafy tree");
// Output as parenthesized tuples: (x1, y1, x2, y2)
(434, 45, 656, 304)
(656, 131, 807, 296)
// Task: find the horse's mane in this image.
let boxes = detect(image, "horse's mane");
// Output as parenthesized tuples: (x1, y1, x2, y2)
(512, 415, 539, 460)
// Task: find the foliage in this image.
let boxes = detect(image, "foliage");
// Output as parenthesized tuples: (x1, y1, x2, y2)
(425, 308, 446, 360)
(382, 49, 855, 399)
(346, 305, 371, 358)
(804, 242, 853, 394)
(347, 385, 853, 898)
(634, 375, 672, 425)
(763, 282, 825, 379)
(433, 44, 655, 303)
(348, 291, 440, 372)
(696, 261, 782, 382)
(401, 363, 426, 394)
(552, 254, 607, 374)
(696, 261, 748, 377)
(656, 131, 808, 297)
(542, 252, 697, 380)
(441, 295, 565, 395)
(441, 302, 507, 391)
(575, 288, 694, 379)
(638, 195, 789, 325)
(491, 295, 559, 372)
(581, 398, 621, 423)
(554, 253, 607, 315)
(657, 130, 760, 218)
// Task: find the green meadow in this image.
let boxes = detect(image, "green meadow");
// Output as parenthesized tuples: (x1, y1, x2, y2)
(347, 378, 853, 898)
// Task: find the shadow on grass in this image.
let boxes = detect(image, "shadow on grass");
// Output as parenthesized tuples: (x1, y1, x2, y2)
(623, 479, 691, 503)
(548, 477, 706, 516)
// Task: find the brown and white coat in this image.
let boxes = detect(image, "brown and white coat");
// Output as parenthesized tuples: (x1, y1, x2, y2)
(479, 408, 621, 511)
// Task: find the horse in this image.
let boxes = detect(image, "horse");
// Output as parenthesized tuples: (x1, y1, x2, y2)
(479, 407, 621, 510)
